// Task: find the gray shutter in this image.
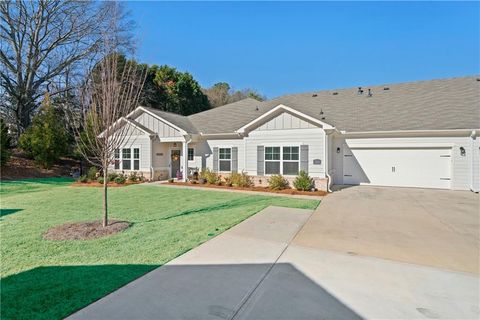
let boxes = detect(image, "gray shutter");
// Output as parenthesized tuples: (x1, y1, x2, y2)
(213, 147, 219, 172)
(300, 145, 309, 173)
(231, 147, 238, 173)
(257, 145, 265, 176)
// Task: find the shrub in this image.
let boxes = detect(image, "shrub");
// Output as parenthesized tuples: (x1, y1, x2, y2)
(107, 172, 118, 182)
(0, 118, 12, 167)
(168, 178, 174, 183)
(78, 175, 88, 183)
(293, 170, 314, 191)
(230, 172, 253, 188)
(200, 168, 220, 184)
(18, 95, 69, 168)
(114, 174, 126, 184)
(128, 171, 138, 182)
(97, 177, 104, 184)
(268, 174, 289, 190)
(87, 167, 98, 181)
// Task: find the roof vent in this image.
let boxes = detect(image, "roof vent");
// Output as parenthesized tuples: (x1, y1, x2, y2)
(357, 87, 364, 95)
(367, 89, 372, 97)
(332, 92, 338, 95)
(319, 109, 324, 115)
(312, 93, 318, 97)
(477, 78, 480, 82)
(255, 106, 259, 111)
(383, 87, 390, 90)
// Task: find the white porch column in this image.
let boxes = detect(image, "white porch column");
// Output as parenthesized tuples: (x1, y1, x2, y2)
(182, 140, 188, 182)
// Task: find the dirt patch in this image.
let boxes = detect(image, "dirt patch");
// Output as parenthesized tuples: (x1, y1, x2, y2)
(43, 220, 131, 240)
(171, 182, 327, 197)
(71, 181, 142, 188)
(1, 150, 79, 180)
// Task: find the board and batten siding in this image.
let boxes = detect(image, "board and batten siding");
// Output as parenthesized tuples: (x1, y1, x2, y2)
(330, 135, 476, 190)
(135, 112, 181, 138)
(255, 112, 318, 131)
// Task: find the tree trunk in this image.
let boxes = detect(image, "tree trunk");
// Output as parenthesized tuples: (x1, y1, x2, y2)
(103, 166, 108, 227)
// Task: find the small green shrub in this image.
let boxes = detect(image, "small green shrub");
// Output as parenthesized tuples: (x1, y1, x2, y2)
(97, 177, 104, 184)
(293, 170, 314, 191)
(87, 167, 98, 181)
(168, 178, 174, 183)
(128, 171, 138, 182)
(1, 118, 12, 167)
(107, 172, 118, 182)
(200, 168, 220, 184)
(230, 172, 253, 188)
(78, 175, 88, 183)
(114, 175, 126, 184)
(268, 174, 289, 190)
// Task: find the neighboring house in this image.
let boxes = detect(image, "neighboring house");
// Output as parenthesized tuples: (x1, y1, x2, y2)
(109, 76, 480, 192)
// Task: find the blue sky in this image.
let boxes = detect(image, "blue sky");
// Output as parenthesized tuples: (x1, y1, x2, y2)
(126, 1, 479, 98)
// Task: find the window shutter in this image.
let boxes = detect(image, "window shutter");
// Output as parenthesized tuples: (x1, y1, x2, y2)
(213, 147, 219, 172)
(231, 147, 238, 173)
(300, 145, 309, 173)
(257, 145, 265, 176)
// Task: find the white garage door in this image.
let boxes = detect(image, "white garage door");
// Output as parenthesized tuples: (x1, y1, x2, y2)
(343, 146, 452, 189)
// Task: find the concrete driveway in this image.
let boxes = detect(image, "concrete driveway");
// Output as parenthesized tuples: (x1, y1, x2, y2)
(69, 187, 479, 319)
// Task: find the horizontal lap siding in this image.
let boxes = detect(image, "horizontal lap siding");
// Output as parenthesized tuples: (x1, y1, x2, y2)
(332, 135, 474, 190)
(204, 139, 245, 172)
(110, 135, 151, 171)
(245, 128, 325, 177)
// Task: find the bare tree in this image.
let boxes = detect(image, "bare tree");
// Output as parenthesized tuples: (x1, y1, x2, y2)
(75, 11, 145, 228)
(0, 0, 133, 137)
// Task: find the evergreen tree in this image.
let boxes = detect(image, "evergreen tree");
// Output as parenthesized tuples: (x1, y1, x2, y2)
(0, 118, 12, 167)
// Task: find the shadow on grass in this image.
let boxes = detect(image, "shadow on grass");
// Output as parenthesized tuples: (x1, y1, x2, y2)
(0, 208, 22, 217)
(0, 177, 74, 195)
(0, 264, 158, 320)
(2, 263, 362, 320)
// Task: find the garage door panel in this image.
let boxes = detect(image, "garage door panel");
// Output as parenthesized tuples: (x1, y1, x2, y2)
(343, 147, 451, 189)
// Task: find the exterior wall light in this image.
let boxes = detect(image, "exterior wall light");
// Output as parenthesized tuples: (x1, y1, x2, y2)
(336, 147, 341, 153)
(460, 146, 466, 156)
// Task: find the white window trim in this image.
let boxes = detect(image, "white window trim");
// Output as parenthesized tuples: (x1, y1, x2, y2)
(116, 147, 140, 171)
(187, 147, 195, 161)
(218, 147, 232, 173)
(264, 145, 300, 176)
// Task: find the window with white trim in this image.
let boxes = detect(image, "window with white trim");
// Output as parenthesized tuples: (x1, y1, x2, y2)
(188, 148, 194, 161)
(133, 148, 140, 170)
(122, 148, 131, 170)
(219, 148, 231, 172)
(265, 147, 281, 174)
(282, 146, 299, 175)
(114, 149, 120, 170)
(264, 146, 300, 175)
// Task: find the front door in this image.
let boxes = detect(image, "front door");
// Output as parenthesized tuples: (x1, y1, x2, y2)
(170, 150, 181, 178)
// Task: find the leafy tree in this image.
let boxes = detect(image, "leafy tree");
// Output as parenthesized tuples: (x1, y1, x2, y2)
(18, 94, 69, 168)
(0, 118, 12, 167)
(203, 83, 266, 107)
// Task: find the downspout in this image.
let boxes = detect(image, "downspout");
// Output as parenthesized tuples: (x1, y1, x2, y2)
(183, 135, 192, 182)
(324, 130, 333, 193)
(470, 130, 478, 192)
(149, 136, 154, 181)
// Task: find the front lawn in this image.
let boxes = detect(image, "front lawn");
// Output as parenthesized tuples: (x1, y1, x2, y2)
(0, 178, 319, 320)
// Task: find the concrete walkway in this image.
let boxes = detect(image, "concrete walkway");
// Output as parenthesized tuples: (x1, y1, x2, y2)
(69, 197, 479, 319)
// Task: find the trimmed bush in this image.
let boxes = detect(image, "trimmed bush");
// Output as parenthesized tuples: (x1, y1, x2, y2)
(114, 175, 126, 184)
(97, 177, 104, 184)
(128, 171, 138, 182)
(87, 167, 98, 181)
(78, 175, 88, 183)
(293, 170, 314, 191)
(200, 168, 220, 184)
(268, 174, 289, 190)
(230, 172, 253, 188)
(107, 172, 118, 182)
(168, 178, 174, 183)
(1, 118, 12, 167)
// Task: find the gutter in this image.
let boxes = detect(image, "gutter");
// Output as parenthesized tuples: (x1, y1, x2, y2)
(470, 130, 479, 193)
(323, 130, 333, 193)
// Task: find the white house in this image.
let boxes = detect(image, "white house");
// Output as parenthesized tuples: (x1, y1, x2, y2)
(109, 76, 480, 192)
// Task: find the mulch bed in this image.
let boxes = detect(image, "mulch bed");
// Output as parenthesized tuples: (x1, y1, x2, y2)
(43, 220, 131, 240)
(71, 181, 142, 187)
(170, 182, 327, 197)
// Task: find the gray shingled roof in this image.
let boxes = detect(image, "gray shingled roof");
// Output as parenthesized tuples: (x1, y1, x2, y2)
(143, 76, 480, 134)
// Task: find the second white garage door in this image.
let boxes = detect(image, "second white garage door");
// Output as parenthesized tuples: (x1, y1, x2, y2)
(343, 146, 452, 189)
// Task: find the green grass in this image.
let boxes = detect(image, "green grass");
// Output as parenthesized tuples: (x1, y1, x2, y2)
(0, 178, 319, 320)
